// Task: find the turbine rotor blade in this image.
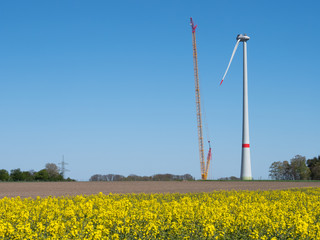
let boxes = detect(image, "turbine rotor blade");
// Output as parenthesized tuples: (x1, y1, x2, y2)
(220, 39, 241, 85)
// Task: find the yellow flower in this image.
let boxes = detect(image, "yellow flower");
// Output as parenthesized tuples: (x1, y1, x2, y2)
(0, 187, 320, 239)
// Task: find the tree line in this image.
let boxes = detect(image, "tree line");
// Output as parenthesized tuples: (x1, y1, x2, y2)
(0, 163, 74, 181)
(89, 173, 195, 181)
(218, 176, 240, 181)
(269, 155, 320, 180)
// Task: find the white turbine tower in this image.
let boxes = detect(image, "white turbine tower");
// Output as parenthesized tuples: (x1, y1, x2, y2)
(220, 34, 252, 180)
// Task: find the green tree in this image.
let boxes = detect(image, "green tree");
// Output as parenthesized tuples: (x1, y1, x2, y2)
(45, 163, 63, 181)
(290, 155, 310, 180)
(0, 169, 9, 181)
(34, 169, 49, 181)
(282, 161, 293, 180)
(269, 161, 285, 180)
(307, 156, 320, 180)
(22, 171, 34, 181)
(10, 168, 24, 181)
(269, 161, 293, 180)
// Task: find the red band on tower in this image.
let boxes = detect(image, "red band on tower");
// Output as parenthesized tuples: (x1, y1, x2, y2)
(242, 144, 250, 148)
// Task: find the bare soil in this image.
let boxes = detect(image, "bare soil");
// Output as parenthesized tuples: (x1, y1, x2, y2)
(1, 181, 320, 198)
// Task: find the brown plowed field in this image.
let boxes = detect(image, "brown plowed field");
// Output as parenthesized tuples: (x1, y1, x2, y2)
(1, 181, 320, 198)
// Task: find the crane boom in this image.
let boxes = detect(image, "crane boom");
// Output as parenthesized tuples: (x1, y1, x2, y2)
(205, 141, 212, 179)
(190, 18, 211, 180)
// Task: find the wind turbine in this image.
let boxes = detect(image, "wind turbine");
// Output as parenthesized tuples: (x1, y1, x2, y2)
(220, 34, 252, 180)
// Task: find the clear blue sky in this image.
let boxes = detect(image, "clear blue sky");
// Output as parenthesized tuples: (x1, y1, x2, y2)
(0, 1, 319, 180)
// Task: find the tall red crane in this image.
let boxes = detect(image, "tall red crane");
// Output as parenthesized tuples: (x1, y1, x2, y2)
(190, 17, 212, 180)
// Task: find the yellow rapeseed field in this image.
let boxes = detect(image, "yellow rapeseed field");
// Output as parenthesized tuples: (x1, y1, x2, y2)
(0, 188, 320, 239)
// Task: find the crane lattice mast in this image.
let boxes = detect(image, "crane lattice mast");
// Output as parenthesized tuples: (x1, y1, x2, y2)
(190, 18, 211, 180)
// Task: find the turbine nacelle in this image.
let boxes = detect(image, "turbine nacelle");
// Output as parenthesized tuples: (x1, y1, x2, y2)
(237, 34, 250, 42)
